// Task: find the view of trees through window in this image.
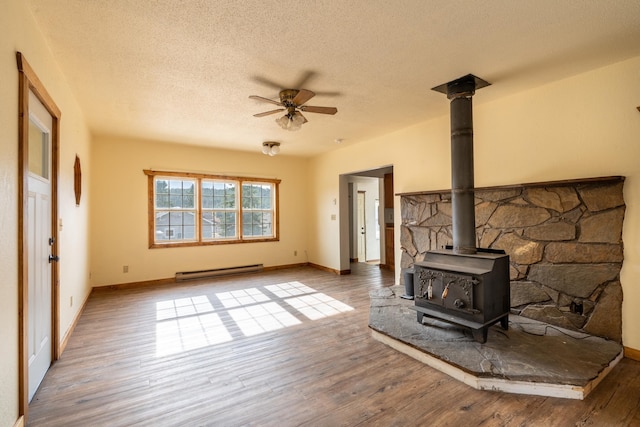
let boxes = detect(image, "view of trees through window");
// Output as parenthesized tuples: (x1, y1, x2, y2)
(145, 170, 279, 247)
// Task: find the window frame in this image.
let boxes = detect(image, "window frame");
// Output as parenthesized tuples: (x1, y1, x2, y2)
(144, 170, 280, 248)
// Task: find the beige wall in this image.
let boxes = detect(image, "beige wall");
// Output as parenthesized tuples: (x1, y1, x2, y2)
(309, 56, 640, 350)
(1, 1, 92, 425)
(90, 136, 310, 286)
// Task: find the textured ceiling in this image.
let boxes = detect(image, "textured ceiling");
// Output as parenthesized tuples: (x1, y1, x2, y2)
(27, 0, 640, 157)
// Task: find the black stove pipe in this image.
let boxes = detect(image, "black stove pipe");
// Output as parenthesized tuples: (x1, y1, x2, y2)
(432, 75, 490, 255)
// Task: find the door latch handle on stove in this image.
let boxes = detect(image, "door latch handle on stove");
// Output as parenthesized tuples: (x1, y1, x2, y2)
(49, 254, 60, 263)
(442, 281, 454, 299)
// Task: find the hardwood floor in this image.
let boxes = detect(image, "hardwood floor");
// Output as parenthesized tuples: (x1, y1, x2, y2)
(28, 264, 640, 426)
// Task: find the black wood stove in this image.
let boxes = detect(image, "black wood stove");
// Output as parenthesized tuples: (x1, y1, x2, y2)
(410, 75, 510, 343)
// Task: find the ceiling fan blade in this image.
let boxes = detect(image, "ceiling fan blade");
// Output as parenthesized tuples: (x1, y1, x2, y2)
(249, 95, 282, 106)
(292, 89, 315, 106)
(299, 105, 338, 115)
(252, 75, 286, 90)
(293, 70, 316, 89)
(253, 109, 285, 117)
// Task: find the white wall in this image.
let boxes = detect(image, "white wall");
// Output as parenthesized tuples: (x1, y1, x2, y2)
(90, 136, 310, 286)
(1, 1, 92, 425)
(308, 56, 640, 351)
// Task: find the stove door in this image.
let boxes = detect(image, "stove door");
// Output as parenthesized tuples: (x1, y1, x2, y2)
(415, 268, 478, 315)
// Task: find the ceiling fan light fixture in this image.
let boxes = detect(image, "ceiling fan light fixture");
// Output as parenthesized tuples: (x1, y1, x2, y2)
(276, 113, 302, 131)
(262, 141, 281, 156)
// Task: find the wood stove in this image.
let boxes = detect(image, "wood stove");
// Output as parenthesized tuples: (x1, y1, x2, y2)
(413, 248, 510, 342)
(410, 74, 510, 343)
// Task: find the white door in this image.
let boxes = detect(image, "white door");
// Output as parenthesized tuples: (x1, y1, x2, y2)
(357, 192, 366, 262)
(27, 90, 53, 401)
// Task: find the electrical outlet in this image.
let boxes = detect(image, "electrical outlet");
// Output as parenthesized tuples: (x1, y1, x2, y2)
(294, 250, 297, 256)
(70, 296, 73, 307)
(123, 265, 129, 273)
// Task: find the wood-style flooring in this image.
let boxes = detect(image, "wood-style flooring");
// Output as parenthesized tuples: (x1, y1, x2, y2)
(28, 263, 640, 426)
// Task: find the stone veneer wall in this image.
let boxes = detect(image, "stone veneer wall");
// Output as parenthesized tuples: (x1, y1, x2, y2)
(400, 177, 625, 342)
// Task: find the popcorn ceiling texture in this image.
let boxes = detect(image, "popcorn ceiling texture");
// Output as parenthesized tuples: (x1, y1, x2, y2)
(400, 177, 625, 342)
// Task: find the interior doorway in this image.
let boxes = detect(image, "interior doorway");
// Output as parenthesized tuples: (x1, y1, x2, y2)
(339, 165, 394, 275)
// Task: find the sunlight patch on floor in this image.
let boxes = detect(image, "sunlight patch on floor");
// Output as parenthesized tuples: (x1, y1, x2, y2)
(228, 301, 301, 336)
(285, 293, 354, 320)
(155, 296, 232, 357)
(155, 282, 354, 357)
(216, 288, 271, 308)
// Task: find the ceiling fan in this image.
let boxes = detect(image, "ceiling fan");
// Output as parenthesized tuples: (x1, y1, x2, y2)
(249, 89, 337, 131)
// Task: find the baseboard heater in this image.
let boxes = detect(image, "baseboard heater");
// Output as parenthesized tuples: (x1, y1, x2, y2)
(175, 264, 263, 281)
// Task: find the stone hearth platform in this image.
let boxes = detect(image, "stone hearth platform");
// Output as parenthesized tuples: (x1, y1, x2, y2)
(369, 287, 623, 400)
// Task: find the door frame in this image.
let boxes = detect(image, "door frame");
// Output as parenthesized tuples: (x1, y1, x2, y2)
(339, 166, 393, 273)
(17, 52, 61, 419)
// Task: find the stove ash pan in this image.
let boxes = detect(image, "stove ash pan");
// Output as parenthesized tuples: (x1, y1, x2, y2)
(411, 249, 510, 343)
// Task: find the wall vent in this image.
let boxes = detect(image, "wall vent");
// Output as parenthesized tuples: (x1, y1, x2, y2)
(175, 264, 263, 281)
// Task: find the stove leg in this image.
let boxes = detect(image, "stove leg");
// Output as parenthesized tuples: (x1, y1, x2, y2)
(500, 316, 509, 331)
(417, 312, 424, 324)
(472, 327, 488, 343)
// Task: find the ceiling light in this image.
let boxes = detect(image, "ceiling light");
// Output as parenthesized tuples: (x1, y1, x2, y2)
(262, 141, 281, 156)
(276, 112, 303, 131)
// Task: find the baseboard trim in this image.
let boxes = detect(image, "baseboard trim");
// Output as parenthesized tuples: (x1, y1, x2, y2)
(13, 415, 24, 427)
(308, 262, 350, 275)
(624, 346, 640, 361)
(93, 277, 176, 291)
(58, 291, 91, 356)
(92, 263, 325, 291)
(263, 262, 309, 271)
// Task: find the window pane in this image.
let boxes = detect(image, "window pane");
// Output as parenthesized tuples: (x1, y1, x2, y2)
(155, 225, 168, 240)
(184, 212, 195, 225)
(169, 180, 182, 194)
(225, 212, 235, 224)
(183, 195, 194, 209)
(155, 210, 198, 242)
(156, 194, 169, 208)
(263, 223, 272, 235)
(202, 196, 213, 209)
(202, 212, 214, 239)
(156, 179, 168, 194)
(202, 181, 213, 196)
(162, 179, 196, 208)
(262, 196, 271, 209)
(183, 225, 195, 239)
(28, 119, 50, 179)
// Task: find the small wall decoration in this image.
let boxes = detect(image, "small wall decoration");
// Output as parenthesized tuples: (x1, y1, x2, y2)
(74, 155, 81, 206)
